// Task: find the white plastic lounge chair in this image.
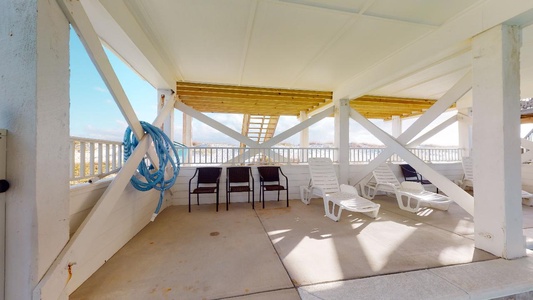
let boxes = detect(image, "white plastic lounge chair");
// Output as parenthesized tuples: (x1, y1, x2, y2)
(457, 157, 474, 190)
(459, 156, 533, 205)
(300, 158, 380, 221)
(522, 190, 533, 206)
(360, 164, 451, 213)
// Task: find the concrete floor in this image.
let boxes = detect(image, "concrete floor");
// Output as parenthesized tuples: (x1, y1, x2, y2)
(70, 196, 533, 300)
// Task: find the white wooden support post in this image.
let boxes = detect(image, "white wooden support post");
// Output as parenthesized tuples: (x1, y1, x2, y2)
(458, 108, 472, 157)
(334, 98, 350, 184)
(1, 1, 70, 299)
(158, 89, 174, 141)
(391, 116, 402, 138)
(183, 113, 192, 146)
(300, 111, 309, 163)
(472, 25, 525, 259)
(299, 111, 309, 148)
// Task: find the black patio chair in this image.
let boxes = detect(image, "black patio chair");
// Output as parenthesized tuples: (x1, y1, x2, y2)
(399, 164, 437, 192)
(226, 167, 254, 210)
(257, 166, 289, 209)
(189, 167, 222, 212)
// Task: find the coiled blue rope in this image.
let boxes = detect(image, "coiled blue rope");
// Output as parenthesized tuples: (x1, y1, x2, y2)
(124, 121, 180, 221)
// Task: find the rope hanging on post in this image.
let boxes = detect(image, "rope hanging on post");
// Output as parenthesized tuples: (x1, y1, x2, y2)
(124, 121, 180, 221)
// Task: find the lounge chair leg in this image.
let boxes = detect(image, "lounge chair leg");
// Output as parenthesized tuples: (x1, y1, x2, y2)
(362, 210, 379, 219)
(323, 198, 342, 222)
(300, 186, 311, 205)
(396, 194, 420, 213)
(359, 183, 376, 199)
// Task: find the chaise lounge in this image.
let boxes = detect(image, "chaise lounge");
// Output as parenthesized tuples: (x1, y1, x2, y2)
(360, 164, 451, 213)
(300, 158, 380, 221)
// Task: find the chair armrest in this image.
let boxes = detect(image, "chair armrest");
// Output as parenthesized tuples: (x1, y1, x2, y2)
(279, 168, 288, 186)
(188, 169, 199, 191)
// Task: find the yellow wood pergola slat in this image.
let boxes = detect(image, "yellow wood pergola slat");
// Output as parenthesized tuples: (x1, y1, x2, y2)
(177, 81, 332, 98)
(177, 81, 332, 116)
(176, 81, 451, 119)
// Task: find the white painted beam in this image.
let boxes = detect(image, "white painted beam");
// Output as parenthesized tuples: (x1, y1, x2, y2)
(83, 0, 177, 88)
(58, 0, 144, 140)
(227, 107, 334, 163)
(408, 115, 458, 148)
(391, 116, 402, 138)
(457, 109, 473, 157)
(351, 71, 472, 184)
(34, 98, 176, 300)
(1, 0, 70, 298)
(157, 90, 174, 140)
(175, 101, 259, 147)
(334, 99, 350, 184)
(183, 113, 193, 146)
(351, 109, 474, 215)
(334, 0, 533, 101)
(299, 111, 309, 148)
(472, 25, 524, 258)
(262, 107, 334, 148)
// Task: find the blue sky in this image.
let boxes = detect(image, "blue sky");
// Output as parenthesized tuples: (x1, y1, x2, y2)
(69, 28, 465, 146)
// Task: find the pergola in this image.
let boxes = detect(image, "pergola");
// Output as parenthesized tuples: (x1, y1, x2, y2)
(3, 0, 533, 299)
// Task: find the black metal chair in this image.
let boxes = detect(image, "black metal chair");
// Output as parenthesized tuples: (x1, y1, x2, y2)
(257, 166, 289, 209)
(188, 167, 222, 212)
(399, 164, 437, 192)
(226, 167, 254, 210)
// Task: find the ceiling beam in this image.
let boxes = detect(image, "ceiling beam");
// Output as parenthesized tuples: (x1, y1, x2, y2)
(177, 81, 332, 97)
(84, 0, 177, 89)
(333, 0, 533, 102)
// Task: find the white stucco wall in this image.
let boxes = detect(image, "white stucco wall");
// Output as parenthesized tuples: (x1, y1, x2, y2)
(0, 0, 70, 298)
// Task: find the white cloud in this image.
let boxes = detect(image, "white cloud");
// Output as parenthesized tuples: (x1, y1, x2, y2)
(93, 86, 108, 93)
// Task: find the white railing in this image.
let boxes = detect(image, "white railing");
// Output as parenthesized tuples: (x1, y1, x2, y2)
(178, 146, 462, 165)
(70, 137, 123, 182)
(349, 147, 462, 164)
(69, 136, 462, 182)
(176, 147, 337, 165)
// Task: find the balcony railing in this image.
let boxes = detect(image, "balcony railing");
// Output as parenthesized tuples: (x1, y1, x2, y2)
(69, 137, 462, 182)
(70, 137, 123, 183)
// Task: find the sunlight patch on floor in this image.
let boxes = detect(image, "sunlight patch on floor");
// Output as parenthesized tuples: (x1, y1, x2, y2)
(357, 220, 417, 271)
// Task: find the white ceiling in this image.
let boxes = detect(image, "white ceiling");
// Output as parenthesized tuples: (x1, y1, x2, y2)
(90, 0, 533, 103)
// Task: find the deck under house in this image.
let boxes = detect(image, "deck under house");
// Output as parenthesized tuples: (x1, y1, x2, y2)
(4, 0, 533, 299)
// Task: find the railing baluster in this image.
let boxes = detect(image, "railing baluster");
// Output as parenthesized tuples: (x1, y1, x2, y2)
(98, 142, 103, 175)
(70, 140, 75, 179)
(79, 142, 86, 179)
(89, 142, 95, 176)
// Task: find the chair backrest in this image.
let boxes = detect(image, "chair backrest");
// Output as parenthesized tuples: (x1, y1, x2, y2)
(308, 158, 340, 194)
(227, 167, 251, 183)
(372, 164, 401, 188)
(197, 167, 222, 184)
(257, 166, 280, 182)
(399, 164, 419, 181)
(462, 157, 474, 181)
